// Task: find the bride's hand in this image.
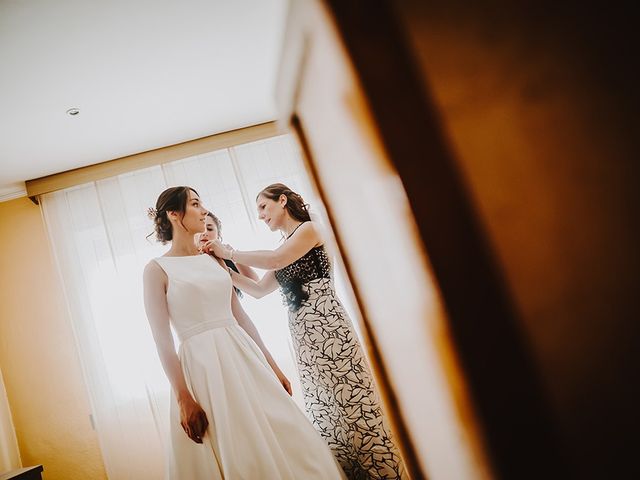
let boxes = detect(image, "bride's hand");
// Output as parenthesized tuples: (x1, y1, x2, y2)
(274, 368, 292, 396)
(178, 395, 209, 444)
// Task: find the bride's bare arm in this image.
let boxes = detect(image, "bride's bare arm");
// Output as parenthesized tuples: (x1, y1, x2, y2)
(143, 261, 208, 443)
(230, 291, 292, 395)
(229, 269, 279, 299)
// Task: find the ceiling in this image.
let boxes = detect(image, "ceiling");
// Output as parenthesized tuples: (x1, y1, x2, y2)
(0, 0, 287, 201)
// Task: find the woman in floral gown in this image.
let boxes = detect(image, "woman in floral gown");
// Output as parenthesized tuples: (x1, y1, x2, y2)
(205, 183, 406, 480)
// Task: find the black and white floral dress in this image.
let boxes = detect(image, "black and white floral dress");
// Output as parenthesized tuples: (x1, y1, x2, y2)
(275, 245, 406, 479)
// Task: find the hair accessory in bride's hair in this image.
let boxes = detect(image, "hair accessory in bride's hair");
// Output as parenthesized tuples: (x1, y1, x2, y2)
(147, 207, 157, 219)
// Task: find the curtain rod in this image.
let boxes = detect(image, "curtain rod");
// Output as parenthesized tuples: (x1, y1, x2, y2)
(26, 121, 283, 204)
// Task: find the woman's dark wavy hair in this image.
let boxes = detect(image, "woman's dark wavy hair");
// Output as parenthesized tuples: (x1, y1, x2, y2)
(149, 186, 199, 244)
(257, 183, 311, 222)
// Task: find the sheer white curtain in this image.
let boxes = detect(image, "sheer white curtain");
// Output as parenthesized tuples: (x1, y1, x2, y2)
(41, 134, 343, 479)
(0, 367, 21, 474)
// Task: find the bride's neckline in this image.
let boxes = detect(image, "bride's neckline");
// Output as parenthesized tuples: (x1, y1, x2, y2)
(161, 253, 204, 258)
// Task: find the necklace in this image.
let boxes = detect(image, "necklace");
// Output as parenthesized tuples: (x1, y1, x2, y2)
(286, 221, 306, 240)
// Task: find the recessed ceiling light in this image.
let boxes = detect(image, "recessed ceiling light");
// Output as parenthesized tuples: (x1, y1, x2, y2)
(66, 108, 80, 116)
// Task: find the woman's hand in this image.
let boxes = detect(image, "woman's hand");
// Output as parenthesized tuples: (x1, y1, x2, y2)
(202, 239, 233, 260)
(178, 395, 209, 444)
(273, 367, 293, 396)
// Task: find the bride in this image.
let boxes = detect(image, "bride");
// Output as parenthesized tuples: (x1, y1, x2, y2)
(142, 186, 345, 479)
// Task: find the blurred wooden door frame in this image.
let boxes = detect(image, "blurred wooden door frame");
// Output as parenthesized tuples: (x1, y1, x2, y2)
(276, 1, 568, 479)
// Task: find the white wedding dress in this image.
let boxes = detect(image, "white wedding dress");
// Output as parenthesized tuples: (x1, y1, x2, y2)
(153, 254, 345, 480)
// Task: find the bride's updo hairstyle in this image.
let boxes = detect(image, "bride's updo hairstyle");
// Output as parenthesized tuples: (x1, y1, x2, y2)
(150, 186, 199, 244)
(257, 183, 311, 223)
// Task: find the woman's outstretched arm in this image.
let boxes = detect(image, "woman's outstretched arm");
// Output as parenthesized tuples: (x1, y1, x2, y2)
(236, 263, 259, 281)
(228, 269, 279, 299)
(230, 291, 292, 395)
(207, 221, 322, 270)
(143, 261, 208, 443)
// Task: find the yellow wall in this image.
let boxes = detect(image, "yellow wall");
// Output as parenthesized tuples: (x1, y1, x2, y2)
(0, 197, 107, 479)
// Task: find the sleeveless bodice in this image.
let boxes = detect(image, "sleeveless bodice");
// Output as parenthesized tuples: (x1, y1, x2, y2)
(154, 254, 235, 341)
(274, 245, 331, 311)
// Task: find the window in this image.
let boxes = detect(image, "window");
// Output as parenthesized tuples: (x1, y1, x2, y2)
(41, 133, 358, 479)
